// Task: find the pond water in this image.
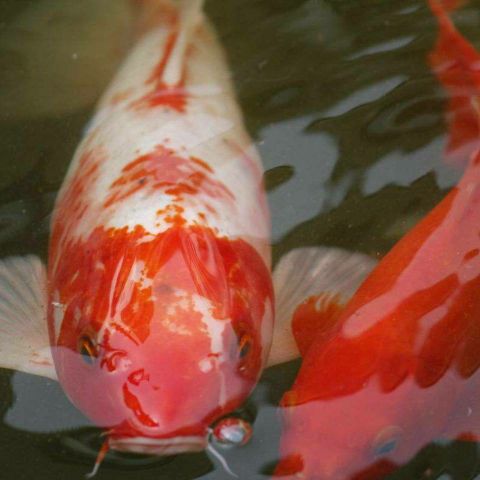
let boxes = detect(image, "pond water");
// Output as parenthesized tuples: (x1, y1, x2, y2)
(0, 0, 479, 478)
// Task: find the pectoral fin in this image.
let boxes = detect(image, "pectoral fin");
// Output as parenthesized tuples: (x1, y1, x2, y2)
(267, 247, 376, 367)
(0, 255, 56, 380)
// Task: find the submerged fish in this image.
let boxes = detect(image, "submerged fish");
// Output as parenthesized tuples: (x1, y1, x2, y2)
(273, 1, 480, 479)
(0, 0, 374, 474)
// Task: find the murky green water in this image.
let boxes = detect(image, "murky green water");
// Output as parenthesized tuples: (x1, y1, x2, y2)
(0, 0, 479, 478)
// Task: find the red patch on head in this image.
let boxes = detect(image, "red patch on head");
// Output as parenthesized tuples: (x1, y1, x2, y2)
(48, 224, 273, 434)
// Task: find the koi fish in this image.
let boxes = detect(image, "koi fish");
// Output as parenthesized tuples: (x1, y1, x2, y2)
(0, 0, 375, 474)
(273, 1, 480, 479)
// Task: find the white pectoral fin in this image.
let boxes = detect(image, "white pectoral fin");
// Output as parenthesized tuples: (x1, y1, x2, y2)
(267, 246, 377, 367)
(0, 255, 57, 380)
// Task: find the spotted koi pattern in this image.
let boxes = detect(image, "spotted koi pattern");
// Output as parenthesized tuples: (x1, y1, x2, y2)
(46, 0, 272, 453)
(49, 224, 272, 436)
(104, 145, 234, 213)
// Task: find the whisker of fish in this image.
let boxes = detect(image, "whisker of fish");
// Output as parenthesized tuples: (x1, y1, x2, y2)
(206, 443, 238, 478)
(85, 438, 109, 479)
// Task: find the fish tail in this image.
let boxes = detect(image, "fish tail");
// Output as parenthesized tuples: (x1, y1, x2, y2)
(427, 0, 480, 166)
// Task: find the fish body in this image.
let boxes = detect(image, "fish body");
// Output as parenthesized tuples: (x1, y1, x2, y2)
(46, 0, 274, 453)
(274, 1, 480, 478)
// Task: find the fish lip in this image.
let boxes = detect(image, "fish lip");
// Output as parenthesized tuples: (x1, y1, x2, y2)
(109, 435, 207, 455)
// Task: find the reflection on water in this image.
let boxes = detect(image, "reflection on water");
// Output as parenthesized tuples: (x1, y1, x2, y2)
(1, 0, 480, 478)
(262, 116, 339, 241)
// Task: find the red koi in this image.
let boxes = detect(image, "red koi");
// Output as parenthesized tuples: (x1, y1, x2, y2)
(274, 1, 480, 478)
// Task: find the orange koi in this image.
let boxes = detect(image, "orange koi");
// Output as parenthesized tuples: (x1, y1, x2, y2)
(274, 1, 480, 478)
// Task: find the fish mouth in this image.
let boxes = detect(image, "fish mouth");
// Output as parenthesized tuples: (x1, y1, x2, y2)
(109, 435, 207, 456)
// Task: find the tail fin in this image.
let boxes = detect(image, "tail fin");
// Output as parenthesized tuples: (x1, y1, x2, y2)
(427, 0, 480, 165)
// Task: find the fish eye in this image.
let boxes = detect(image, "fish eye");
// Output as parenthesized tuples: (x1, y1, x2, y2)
(372, 425, 403, 457)
(238, 333, 252, 359)
(78, 335, 98, 364)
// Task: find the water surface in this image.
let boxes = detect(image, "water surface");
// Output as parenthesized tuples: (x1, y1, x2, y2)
(0, 0, 479, 478)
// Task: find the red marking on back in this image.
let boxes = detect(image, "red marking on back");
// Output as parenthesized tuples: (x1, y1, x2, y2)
(157, 204, 187, 226)
(104, 145, 234, 214)
(132, 26, 188, 112)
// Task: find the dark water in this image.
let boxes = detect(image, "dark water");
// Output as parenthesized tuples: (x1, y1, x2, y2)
(0, 0, 479, 478)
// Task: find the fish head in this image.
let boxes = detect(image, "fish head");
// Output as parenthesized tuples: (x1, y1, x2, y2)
(49, 225, 273, 454)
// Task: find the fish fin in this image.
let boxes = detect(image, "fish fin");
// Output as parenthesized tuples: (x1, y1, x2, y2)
(428, 0, 480, 165)
(267, 247, 377, 367)
(0, 255, 56, 380)
(291, 293, 344, 357)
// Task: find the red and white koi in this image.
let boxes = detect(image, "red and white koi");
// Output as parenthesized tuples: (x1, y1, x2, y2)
(0, 0, 374, 475)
